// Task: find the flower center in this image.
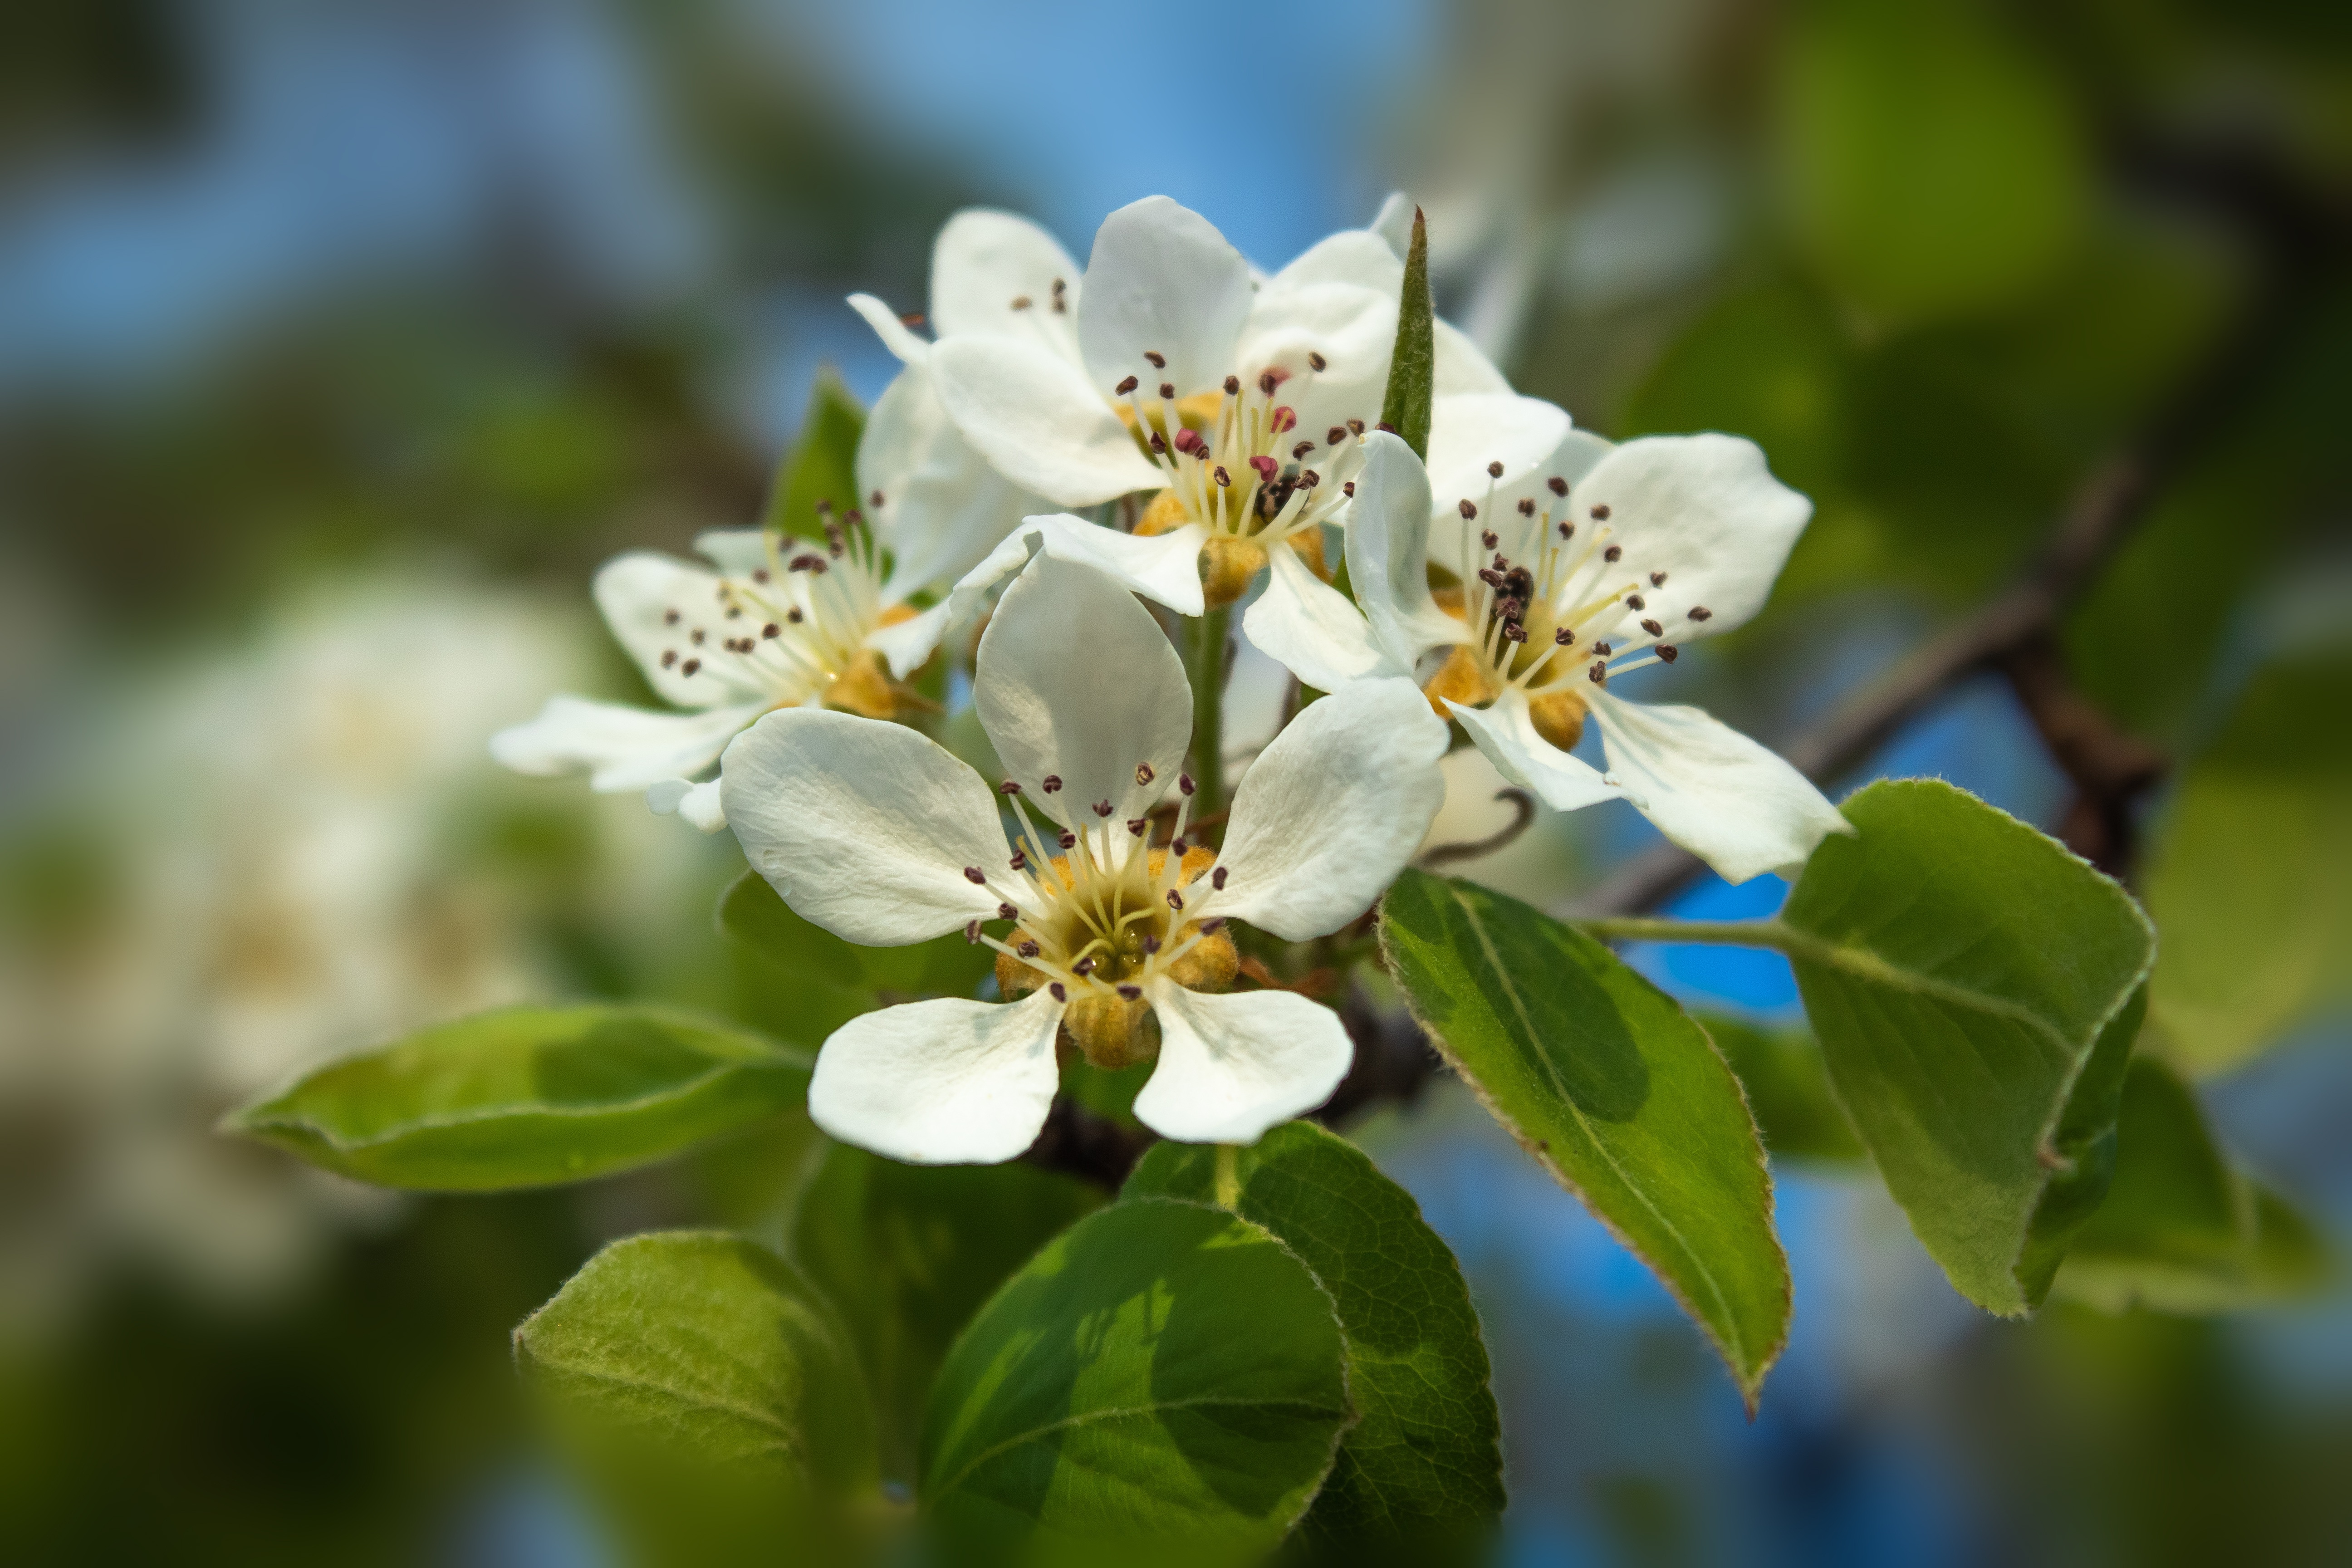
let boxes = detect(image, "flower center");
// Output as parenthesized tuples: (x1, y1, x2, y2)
(655, 504, 907, 720)
(964, 769, 1238, 1067)
(1429, 471, 1717, 748)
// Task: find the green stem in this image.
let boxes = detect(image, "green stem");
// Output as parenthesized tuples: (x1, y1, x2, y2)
(1189, 605, 1230, 819)
(1570, 916, 1797, 949)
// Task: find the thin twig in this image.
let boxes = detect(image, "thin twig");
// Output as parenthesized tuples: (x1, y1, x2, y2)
(1420, 789, 1537, 868)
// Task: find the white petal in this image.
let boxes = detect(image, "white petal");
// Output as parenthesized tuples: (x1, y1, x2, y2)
(720, 707, 1009, 945)
(931, 335, 1161, 507)
(861, 363, 1044, 595)
(929, 209, 1084, 358)
(1574, 434, 1812, 640)
(1425, 393, 1574, 522)
(1591, 691, 1851, 884)
(1077, 196, 1253, 399)
(974, 553, 1191, 826)
(1345, 432, 1467, 672)
(1449, 687, 1639, 813)
(1370, 191, 1416, 260)
(593, 551, 767, 706)
(865, 600, 954, 681)
(1428, 425, 1615, 569)
(1434, 318, 1512, 395)
(1134, 982, 1354, 1144)
(692, 527, 770, 578)
(1194, 676, 1446, 940)
(809, 988, 1065, 1164)
(848, 291, 931, 365)
(490, 695, 766, 791)
(1241, 540, 1401, 692)
(940, 514, 1208, 636)
(647, 776, 729, 833)
(1236, 232, 1399, 437)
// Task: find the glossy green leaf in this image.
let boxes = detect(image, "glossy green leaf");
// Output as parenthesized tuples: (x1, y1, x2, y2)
(1781, 779, 2157, 1314)
(1777, 0, 2089, 323)
(792, 1144, 1102, 1482)
(2142, 654, 2352, 1077)
(1378, 204, 1432, 462)
(224, 1004, 812, 1191)
(920, 1198, 1353, 1565)
(2053, 1058, 2328, 1313)
(1702, 1015, 1864, 1163)
(720, 868, 996, 1023)
(764, 366, 866, 542)
(1123, 1122, 1502, 1558)
(516, 1231, 878, 1559)
(1379, 869, 1790, 1406)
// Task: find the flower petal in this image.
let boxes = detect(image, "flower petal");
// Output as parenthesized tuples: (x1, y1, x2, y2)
(1425, 392, 1574, 525)
(1370, 191, 1415, 260)
(865, 600, 953, 681)
(1194, 676, 1446, 940)
(860, 363, 1044, 594)
(1077, 196, 1253, 399)
(1590, 690, 1851, 883)
(975, 553, 1192, 828)
(1572, 434, 1812, 641)
(1434, 318, 1512, 395)
(720, 707, 1009, 945)
(647, 776, 729, 833)
(941, 513, 1208, 637)
(692, 527, 769, 578)
(1449, 686, 1640, 813)
(1134, 982, 1354, 1144)
(931, 334, 1161, 506)
(593, 551, 768, 706)
(1427, 425, 1615, 572)
(809, 988, 1066, 1164)
(490, 695, 767, 791)
(1345, 432, 1468, 672)
(847, 291, 931, 365)
(1241, 538, 1401, 692)
(1234, 229, 1401, 434)
(929, 209, 1084, 360)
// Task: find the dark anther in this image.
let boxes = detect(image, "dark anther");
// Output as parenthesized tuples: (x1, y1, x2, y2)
(1641, 618, 1663, 636)
(1626, 593, 1645, 611)
(1212, 867, 1229, 890)
(681, 658, 701, 676)
(763, 622, 780, 638)
(1517, 498, 1536, 516)
(1377, 421, 1397, 433)
(1019, 940, 1040, 957)
(663, 608, 681, 625)
(1503, 623, 1528, 643)
(1166, 890, 1185, 910)
(1223, 374, 1241, 395)
(1548, 476, 1568, 496)
(1000, 779, 1022, 794)
(1137, 762, 1156, 785)
(1658, 645, 1679, 663)
(1058, 830, 1077, 848)
(1116, 375, 1140, 395)
(1688, 605, 1713, 621)
(1009, 849, 1028, 871)
(789, 554, 823, 572)
(1591, 504, 1612, 520)
(1170, 837, 1188, 855)
(871, 489, 886, 507)
(1200, 917, 1226, 933)
(1179, 773, 1196, 795)
(787, 608, 804, 623)
(1074, 956, 1096, 975)
(725, 606, 742, 620)
(1487, 460, 1504, 478)
(1589, 661, 1607, 683)
(690, 628, 706, 645)
(1326, 425, 1348, 445)
(1459, 499, 1478, 519)
(1042, 775, 1063, 793)
(1150, 430, 1168, 453)
(1603, 545, 1623, 563)
(1127, 818, 1147, 837)
(1258, 370, 1282, 396)
(1299, 469, 1320, 488)
(1213, 466, 1231, 487)
(1308, 351, 1327, 371)
(1343, 482, 1356, 497)
(965, 920, 981, 943)
(1558, 522, 1574, 540)
(1650, 571, 1667, 587)
(963, 867, 986, 884)
(998, 902, 1018, 920)
(1142, 934, 1161, 954)
(1144, 350, 1166, 368)
(1593, 642, 1612, 657)
(1346, 418, 1365, 436)
(1553, 627, 1574, 646)
(1293, 440, 1315, 460)
(1478, 568, 1505, 588)
(1092, 799, 1113, 818)
(1011, 295, 1032, 309)
(661, 650, 677, 668)
(1117, 985, 1142, 1000)
(1159, 382, 1176, 400)
(1050, 982, 1067, 1002)
(1482, 529, 1499, 550)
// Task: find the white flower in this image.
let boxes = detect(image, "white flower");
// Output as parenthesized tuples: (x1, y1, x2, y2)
(720, 554, 1448, 1162)
(1255, 431, 1851, 885)
(853, 196, 1571, 612)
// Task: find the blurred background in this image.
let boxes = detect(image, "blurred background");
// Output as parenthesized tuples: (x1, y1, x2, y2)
(1, 0, 2347, 1563)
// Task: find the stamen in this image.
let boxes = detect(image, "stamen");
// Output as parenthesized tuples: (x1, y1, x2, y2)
(1160, 382, 1176, 400)
(1658, 645, 1679, 663)
(1487, 461, 1504, 478)
(1179, 773, 1195, 796)
(963, 867, 986, 884)
(1223, 375, 1241, 395)
(1651, 572, 1668, 587)
(1144, 350, 1166, 369)
(1689, 606, 1713, 621)
(1117, 985, 1142, 1000)
(663, 609, 681, 625)
(1127, 818, 1147, 836)
(965, 920, 981, 942)
(1092, 799, 1112, 818)
(1604, 545, 1622, 562)
(1050, 982, 1067, 1002)
(998, 902, 1017, 919)
(1058, 831, 1077, 848)
(1589, 661, 1607, 682)
(1115, 376, 1139, 395)
(1042, 775, 1062, 793)
(1327, 425, 1347, 445)
(682, 658, 700, 675)
(1548, 476, 1568, 495)
(1212, 867, 1228, 890)
(1166, 890, 1184, 910)
(1627, 593, 1645, 610)
(1308, 351, 1327, 371)
(1000, 779, 1022, 794)
(1009, 850, 1028, 871)
(1459, 500, 1477, 519)
(661, 651, 677, 668)
(1641, 618, 1663, 636)
(1517, 498, 1535, 516)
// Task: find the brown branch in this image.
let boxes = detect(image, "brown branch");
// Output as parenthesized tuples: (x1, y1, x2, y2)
(1420, 789, 1537, 868)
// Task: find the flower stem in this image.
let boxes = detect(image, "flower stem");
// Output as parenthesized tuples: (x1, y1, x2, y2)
(1214, 1142, 1240, 1209)
(1189, 604, 1230, 819)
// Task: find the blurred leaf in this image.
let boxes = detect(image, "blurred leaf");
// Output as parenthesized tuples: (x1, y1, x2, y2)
(1780, 780, 2156, 1314)
(1702, 1015, 1864, 1163)
(225, 1004, 811, 1191)
(1619, 283, 1852, 499)
(919, 1199, 1353, 1565)
(2142, 653, 2352, 1077)
(720, 868, 997, 1014)
(1379, 870, 1789, 1406)
(1379, 205, 1433, 461)
(1777, 0, 2090, 323)
(790, 1144, 1101, 1482)
(1123, 1122, 1503, 1558)
(516, 1231, 880, 1562)
(765, 366, 866, 542)
(2053, 1059, 2328, 1313)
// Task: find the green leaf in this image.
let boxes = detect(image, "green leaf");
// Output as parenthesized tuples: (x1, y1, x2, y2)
(1780, 779, 2157, 1314)
(920, 1198, 1353, 1565)
(764, 366, 866, 541)
(2141, 654, 2352, 1077)
(1776, 0, 2089, 323)
(1377, 205, 1432, 462)
(516, 1231, 878, 1558)
(2053, 1058, 2328, 1314)
(1379, 869, 1790, 1406)
(1122, 1123, 1502, 1558)
(1702, 1015, 1864, 1163)
(224, 1004, 812, 1191)
(791, 1144, 1102, 1482)
(719, 868, 996, 1039)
